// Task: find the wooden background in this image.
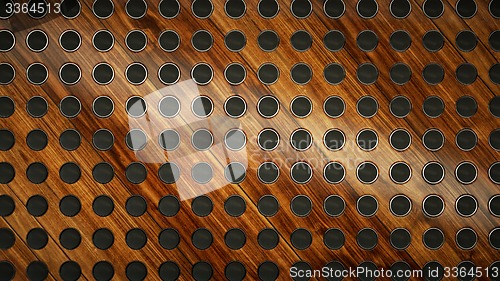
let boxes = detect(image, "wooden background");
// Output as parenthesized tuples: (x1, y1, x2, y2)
(0, 0, 499, 279)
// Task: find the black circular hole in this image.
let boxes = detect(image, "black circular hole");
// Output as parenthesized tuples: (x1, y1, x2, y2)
(390, 30, 411, 52)
(27, 261, 48, 281)
(490, 195, 500, 217)
(158, 30, 180, 53)
(191, 129, 213, 151)
(324, 261, 345, 281)
(490, 30, 500, 52)
(126, 63, 148, 85)
(456, 0, 477, 18)
(422, 128, 444, 151)
(357, 30, 378, 52)
(225, 261, 246, 281)
(159, 0, 179, 18)
(390, 63, 412, 85)
(258, 162, 279, 184)
(191, 195, 213, 217)
(258, 95, 279, 118)
(28, 0, 49, 19)
(192, 96, 213, 117)
(158, 162, 180, 184)
(126, 0, 147, 19)
(457, 62, 478, 86)
(59, 96, 81, 118)
(324, 195, 345, 216)
(357, 162, 378, 184)
(290, 30, 312, 52)
(126, 30, 147, 52)
(95, 225, 118, 247)
(456, 128, 477, 151)
(357, 195, 378, 217)
(26, 96, 48, 118)
(422, 162, 445, 184)
(456, 30, 477, 52)
(93, 0, 114, 18)
(290, 63, 312, 85)
(192, 228, 213, 250)
(456, 95, 477, 117)
(158, 195, 180, 216)
(258, 228, 279, 249)
(490, 129, 500, 150)
(93, 30, 114, 52)
(159, 262, 180, 281)
(490, 96, 500, 117)
(192, 261, 213, 281)
(92, 261, 114, 281)
(224, 195, 246, 217)
(291, 195, 312, 216)
(357, 261, 378, 281)
(126, 96, 147, 118)
(258, 195, 279, 216)
(224, 162, 246, 184)
(390, 228, 411, 250)
(390, 0, 411, 18)
(258, 63, 279, 85)
(390, 194, 412, 216)
(324, 228, 345, 250)
(192, 0, 213, 18)
(390, 96, 412, 118)
(258, 0, 279, 18)
(356, 63, 378, 85)
(60, 129, 81, 151)
(191, 63, 213, 85)
(126, 261, 147, 281)
(357, 96, 378, 118)
(0, 0, 14, 19)
(423, 63, 444, 85)
(423, 30, 444, 52)
(191, 30, 213, 52)
(290, 128, 312, 151)
(60, 30, 81, 52)
(0, 228, 15, 250)
(422, 194, 444, 217)
(456, 228, 477, 250)
(323, 129, 345, 151)
(159, 129, 180, 151)
(291, 0, 311, 18)
(323, 30, 345, 52)
(456, 261, 476, 281)
(423, 96, 444, 118)
(357, 0, 378, 18)
(324, 0, 345, 18)
(26, 195, 48, 217)
(323, 162, 345, 184)
(323, 96, 345, 118)
(126, 129, 148, 151)
(391, 261, 411, 281)
(0, 30, 15, 52)
(455, 161, 477, 184)
(60, 261, 81, 281)
(59, 63, 81, 85)
(323, 63, 345, 85)
(0, 96, 14, 117)
(290, 162, 312, 184)
(258, 128, 279, 150)
(390, 162, 411, 184)
(92, 129, 114, 151)
(291, 96, 312, 118)
(357, 228, 378, 250)
(390, 129, 411, 151)
(290, 228, 312, 250)
(125, 195, 147, 217)
(491, 0, 500, 18)
(93, 195, 114, 217)
(59, 228, 81, 250)
(159, 228, 180, 249)
(225, 30, 246, 52)
(59, 195, 81, 217)
(126, 228, 147, 250)
(92, 162, 114, 184)
(490, 228, 500, 249)
(0, 194, 15, 216)
(225, 0, 246, 18)
(26, 228, 48, 249)
(26, 63, 48, 85)
(423, 0, 444, 18)
(423, 228, 445, 250)
(125, 162, 147, 184)
(60, 0, 81, 19)
(224, 228, 246, 250)
(59, 162, 81, 184)
(92, 96, 114, 118)
(258, 30, 279, 52)
(26, 162, 48, 184)
(357, 129, 378, 150)
(456, 194, 477, 217)
(224, 64, 246, 86)
(92, 63, 114, 85)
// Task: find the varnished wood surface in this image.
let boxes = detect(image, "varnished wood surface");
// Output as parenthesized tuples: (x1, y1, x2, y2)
(0, 0, 499, 280)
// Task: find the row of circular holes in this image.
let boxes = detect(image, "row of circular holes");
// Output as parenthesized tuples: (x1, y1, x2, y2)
(11, 0, 498, 20)
(0, 160, 499, 185)
(1, 61, 499, 87)
(2, 259, 498, 281)
(1, 193, 498, 218)
(2, 29, 499, 54)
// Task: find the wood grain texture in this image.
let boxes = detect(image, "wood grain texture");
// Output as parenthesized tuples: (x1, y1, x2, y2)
(0, 0, 499, 280)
